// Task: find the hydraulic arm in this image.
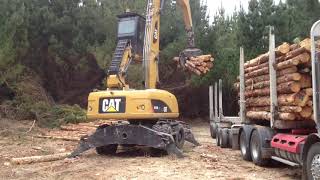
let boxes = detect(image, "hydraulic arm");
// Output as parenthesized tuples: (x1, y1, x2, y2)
(144, 0, 201, 89)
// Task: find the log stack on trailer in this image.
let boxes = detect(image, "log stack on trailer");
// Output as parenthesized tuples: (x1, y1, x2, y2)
(210, 22, 320, 180)
(234, 39, 316, 122)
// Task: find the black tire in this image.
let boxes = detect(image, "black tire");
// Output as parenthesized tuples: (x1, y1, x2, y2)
(96, 144, 118, 155)
(216, 128, 221, 146)
(227, 128, 233, 148)
(174, 126, 185, 149)
(250, 130, 270, 166)
(306, 142, 320, 180)
(220, 128, 229, 148)
(210, 123, 217, 138)
(240, 130, 252, 161)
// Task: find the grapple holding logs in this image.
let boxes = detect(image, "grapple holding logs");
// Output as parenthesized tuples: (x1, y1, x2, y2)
(173, 48, 214, 76)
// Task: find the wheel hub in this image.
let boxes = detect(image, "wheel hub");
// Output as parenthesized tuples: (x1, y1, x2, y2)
(311, 154, 320, 179)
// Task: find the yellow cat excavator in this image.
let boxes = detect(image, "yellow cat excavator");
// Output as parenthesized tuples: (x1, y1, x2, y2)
(70, 0, 203, 158)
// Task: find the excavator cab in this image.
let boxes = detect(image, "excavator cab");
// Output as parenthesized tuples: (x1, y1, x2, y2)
(117, 12, 145, 60)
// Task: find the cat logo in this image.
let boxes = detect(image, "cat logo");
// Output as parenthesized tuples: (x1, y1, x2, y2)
(99, 97, 125, 113)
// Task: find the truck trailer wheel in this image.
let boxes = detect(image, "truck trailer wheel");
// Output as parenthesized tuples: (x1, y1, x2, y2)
(96, 144, 118, 155)
(216, 128, 221, 146)
(240, 130, 251, 161)
(210, 123, 217, 138)
(306, 142, 320, 180)
(250, 130, 269, 166)
(227, 128, 233, 148)
(220, 128, 229, 148)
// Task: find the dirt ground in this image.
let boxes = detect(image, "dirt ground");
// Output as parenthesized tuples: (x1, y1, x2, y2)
(0, 119, 301, 180)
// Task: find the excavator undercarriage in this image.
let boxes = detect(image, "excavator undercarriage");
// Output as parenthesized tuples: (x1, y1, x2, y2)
(70, 120, 200, 158)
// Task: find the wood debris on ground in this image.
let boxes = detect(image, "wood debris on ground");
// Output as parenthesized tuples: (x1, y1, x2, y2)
(10, 152, 72, 165)
(35, 120, 114, 141)
(9, 120, 116, 165)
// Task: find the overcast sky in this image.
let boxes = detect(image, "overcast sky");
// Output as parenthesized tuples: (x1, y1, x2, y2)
(206, 0, 283, 21)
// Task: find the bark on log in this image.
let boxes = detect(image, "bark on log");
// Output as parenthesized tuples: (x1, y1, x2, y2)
(246, 91, 309, 107)
(244, 56, 285, 73)
(246, 111, 296, 121)
(34, 135, 80, 141)
(236, 66, 298, 85)
(234, 72, 301, 90)
(277, 73, 302, 84)
(290, 44, 300, 51)
(299, 74, 312, 88)
(11, 152, 71, 165)
(277, 42, 291, 54)
(305, 88, 313, 96)
(276, 53, 310, 70)
(280, 106, 303, 113)
(245, 66, 269, 79)
(206, 62, 214, 68)
(285, 47, 307, 60)
(247, 106, 302, 113)
(300, 106, 313, 118)
(247, 111, 270, 120)
(247, 106, 270, 112)
(299, 38, 311, 52)
(189, 55, 213, 62)
(277, 81, 301, 93)
(185, 63, 202, 76)
(244, 81, 300, 97)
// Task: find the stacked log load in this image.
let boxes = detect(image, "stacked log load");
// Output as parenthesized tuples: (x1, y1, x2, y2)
(234, 38, 315, 121)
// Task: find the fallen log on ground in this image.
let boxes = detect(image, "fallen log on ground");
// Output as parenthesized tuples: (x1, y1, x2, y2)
(34, 135, 80, 141)
(10, 152, 71, 165)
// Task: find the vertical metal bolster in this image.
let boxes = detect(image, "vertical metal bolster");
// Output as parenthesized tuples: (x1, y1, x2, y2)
(214, 82, 218, 123)
(311, 20, 320, 131)
(160, 0, 165, 11)
(269, 26, 278, 128)
(219, 79, 223, 121)
(209, 85, 214, 122)
(239, 47, 246, 123)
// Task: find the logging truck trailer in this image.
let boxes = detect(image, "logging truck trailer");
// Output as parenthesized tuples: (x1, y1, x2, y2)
(210, 21, 320, 179)
(209, 80, 242, 149)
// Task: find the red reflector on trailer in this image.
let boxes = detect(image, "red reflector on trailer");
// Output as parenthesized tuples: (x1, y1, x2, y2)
(271, 134, 307, 153)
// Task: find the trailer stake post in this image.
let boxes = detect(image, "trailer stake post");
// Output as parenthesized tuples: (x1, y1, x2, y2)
(269, 26, 278, 128)
(311, 20, 320, 131)
(219, 79, 223, 121)
(239, 47, 246, 123)
(209, 85, 214, 122)
(215, 82, 219, 123)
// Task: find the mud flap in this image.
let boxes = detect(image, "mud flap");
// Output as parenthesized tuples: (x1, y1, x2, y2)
(69, 124, 184, 158)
